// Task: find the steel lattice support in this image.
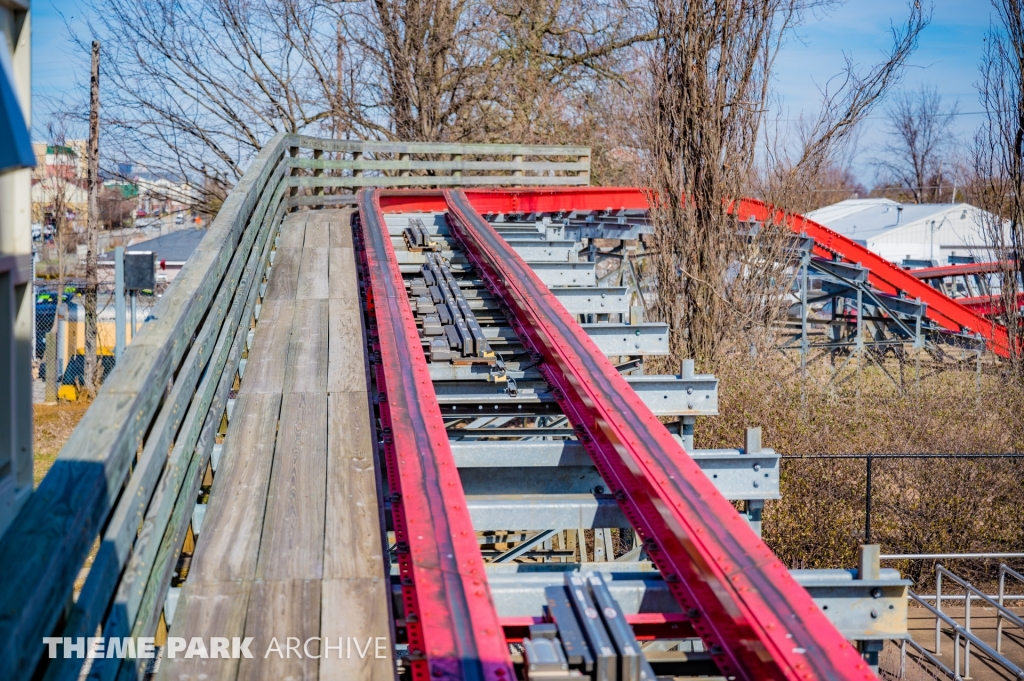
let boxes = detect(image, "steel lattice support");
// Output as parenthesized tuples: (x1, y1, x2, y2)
(443, 188, 874, 681)
(357, 189, 514, 681)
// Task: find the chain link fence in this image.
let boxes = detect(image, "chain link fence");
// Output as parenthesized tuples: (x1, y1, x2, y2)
(33, 278, 163, 401)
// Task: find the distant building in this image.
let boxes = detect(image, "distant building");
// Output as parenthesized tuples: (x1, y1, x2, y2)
(99, 227, 206, 282)
(805, 198, 1008, 266)
(30, 141, 88, 227)
(30, 176, 88, 225)
(134, 175, 198, 216)
(31, 140, 88, 180)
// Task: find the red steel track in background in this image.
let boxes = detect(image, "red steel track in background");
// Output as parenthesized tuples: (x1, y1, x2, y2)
(738, 199, 1010, 356)
(443, 188, 874, 680)
(379, 188, 1010, 356)
(356, 189, 513, 681)
(909, 262, 1024, 318)
(955, 292, 1024, 317)
(910, 261, 1005, 279)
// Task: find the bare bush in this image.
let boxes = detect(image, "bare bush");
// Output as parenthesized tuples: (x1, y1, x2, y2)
(702, 350, 1024, 586)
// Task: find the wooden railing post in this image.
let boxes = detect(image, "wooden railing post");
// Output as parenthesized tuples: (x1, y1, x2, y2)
(453, 153, 463, 180)
(313, 148, 324, 202)
(288, 145, 300, 212)
(400, 152, 410, 177)
(513, 154, 524, 177)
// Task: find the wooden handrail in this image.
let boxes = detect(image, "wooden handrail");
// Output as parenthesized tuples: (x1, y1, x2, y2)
(0, 134, 592, 681)
(0, 133, 290, 680)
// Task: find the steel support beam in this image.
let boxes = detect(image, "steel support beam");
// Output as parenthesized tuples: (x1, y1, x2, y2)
(452, 445, 780, 501)
(550, 286, 630, 315)
(391, 568, 909, 642)
(466, 494, 630, 530)
(504, 238, 576, 262)
(528, 261, 596, 287)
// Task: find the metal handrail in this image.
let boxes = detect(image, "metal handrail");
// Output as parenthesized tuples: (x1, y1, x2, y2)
(935, 564, 1024, 680)
(901, 635, 958, 681)
(883, 553, 1024, 560)
(999, 564, 1024, 652)
(910, 589, 1024, 680)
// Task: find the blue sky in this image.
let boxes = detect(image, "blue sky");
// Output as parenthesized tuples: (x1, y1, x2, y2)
(29, 0, 995, 185)
(771, 0, 994, 182)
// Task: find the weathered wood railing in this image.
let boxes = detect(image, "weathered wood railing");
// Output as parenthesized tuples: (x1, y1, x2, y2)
(0, 134, 590, 680)
(283, 136, 591, 208)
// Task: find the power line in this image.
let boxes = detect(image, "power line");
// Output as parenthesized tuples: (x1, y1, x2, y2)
(775, 110, 999, 123)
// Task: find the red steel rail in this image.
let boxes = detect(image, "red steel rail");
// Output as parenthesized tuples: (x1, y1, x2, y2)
(957, 292, 1024, 317)
(356, 189, 514, 681)
(443, 189, 875, 681)
(907, 261, 1023, 318)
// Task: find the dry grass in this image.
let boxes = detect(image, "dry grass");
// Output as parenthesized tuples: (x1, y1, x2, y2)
(693, 350, 1024, 588)
(33, 399, 92, 486)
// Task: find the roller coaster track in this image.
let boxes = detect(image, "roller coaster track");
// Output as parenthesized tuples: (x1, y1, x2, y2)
(362, 187, 876, 680)
(384, 188, 1011, 355)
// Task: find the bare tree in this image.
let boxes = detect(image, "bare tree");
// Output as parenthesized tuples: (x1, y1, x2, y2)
(874, 86, 959, 203)
(81, 0, 347, 206)
(83, 41, 101, 396)
(641, 0, 927, 365)
(972, 0, 1024, 374)
(74, 0, 654, 203)
(761, 19, 925, 215)
(483, 0, 655, 142)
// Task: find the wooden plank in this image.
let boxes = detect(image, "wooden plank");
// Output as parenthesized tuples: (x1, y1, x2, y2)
(289, 175, 589, 188)
(288, 134, 591, 156)
(157, 581, 251, 681)
(318, 578, 394, 681)
(72, 195, 278, 639)
(304, 212, 331, 247)
(0, 135, 289, 679)
(263, 247, 301, 301)
(277, 212, 307, 249)
(327, 210, 353, 249)
(287, 157, 588, 172)
(329, 249, 359, 299)
(327, 297, 366, 394)
(296, 248, 330, 300)
(255, 392, 327, 580)
(237, 579, 321, 681)
(239, 301, 294, 395)
(189, 393, 282, 583)
(283, 300, 328, 394)
(324, 392, 381, 580)
(289, 195, 357, 210)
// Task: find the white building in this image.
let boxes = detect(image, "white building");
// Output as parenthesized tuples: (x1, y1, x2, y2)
(134, 176, 199, 216)
(805, 198, 1008, 266)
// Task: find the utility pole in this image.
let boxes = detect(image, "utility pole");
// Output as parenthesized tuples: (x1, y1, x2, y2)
(84, 40, 100, 395)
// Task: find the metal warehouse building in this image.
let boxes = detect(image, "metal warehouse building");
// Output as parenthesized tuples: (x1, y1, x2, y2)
(806, 197, 1007, 266)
